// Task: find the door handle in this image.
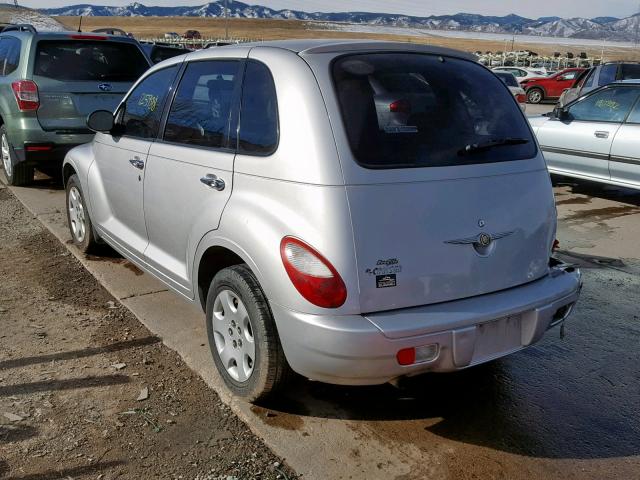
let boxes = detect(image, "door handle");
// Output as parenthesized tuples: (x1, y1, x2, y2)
(594, 131, 610, 139)
(129, 157, 145, 170)
(200, 173, 225, 191)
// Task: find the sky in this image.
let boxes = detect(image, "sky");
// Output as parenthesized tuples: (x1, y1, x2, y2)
(18, 0, 640, 19)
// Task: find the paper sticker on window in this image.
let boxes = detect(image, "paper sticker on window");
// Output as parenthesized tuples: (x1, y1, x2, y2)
(138, 93, 159, 112)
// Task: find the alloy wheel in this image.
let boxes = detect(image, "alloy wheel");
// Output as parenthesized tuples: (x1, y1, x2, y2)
(68, 186, 87, 243)
(212, 289, 256, 382)
(1, 134, 12, 179)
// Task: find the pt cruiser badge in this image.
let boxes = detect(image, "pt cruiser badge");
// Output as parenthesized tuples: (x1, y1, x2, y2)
(445, 230, 515, 247)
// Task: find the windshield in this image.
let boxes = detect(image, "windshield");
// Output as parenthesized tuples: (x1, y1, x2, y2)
(34, 40, 149, 82)
(332, 53, 536, 169)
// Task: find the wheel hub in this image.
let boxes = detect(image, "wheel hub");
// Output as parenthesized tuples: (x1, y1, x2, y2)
(68, 186, 86, 243)
(212, 289, 256, 382)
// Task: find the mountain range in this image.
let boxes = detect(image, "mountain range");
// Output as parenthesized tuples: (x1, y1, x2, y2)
(40, 1, 640, 42)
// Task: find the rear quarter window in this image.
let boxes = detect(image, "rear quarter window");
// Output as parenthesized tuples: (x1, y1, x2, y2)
(34, 40, 149, 82)
(332, 53, 536, 169)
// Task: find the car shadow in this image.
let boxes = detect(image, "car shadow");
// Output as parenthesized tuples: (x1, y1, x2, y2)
(552, 174, 640, 207)
(257, 349, 640, 460)
(0, 375, 130, 397)
(3, 460, 125, 480)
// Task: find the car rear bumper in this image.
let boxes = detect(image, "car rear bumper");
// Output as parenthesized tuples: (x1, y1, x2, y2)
(5, 116, 93, 165)
(272, 263, 581, 385)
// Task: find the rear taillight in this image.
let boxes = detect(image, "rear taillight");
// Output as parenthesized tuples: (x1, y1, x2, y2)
(280, 236, 347, 308)
(516, 93, 527, 103)
(389, 99, 412, 114)
(11, 80, 39, 111)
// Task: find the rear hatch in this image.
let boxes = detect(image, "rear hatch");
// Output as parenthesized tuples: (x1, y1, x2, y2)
(329, 52, 555, 313)
(32, 38, 150, 132)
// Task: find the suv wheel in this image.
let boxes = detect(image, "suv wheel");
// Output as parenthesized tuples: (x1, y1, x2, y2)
(1, 126, 33, 186)
(206, 265, 291, 402)
(527, 88, 544, 104)
(65, 174, 99, 253)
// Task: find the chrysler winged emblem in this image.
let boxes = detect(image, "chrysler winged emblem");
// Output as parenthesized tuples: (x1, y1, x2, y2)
(445, 230, 515, 247)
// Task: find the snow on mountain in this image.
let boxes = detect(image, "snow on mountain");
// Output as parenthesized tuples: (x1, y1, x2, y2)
(39, 1, 640, 41)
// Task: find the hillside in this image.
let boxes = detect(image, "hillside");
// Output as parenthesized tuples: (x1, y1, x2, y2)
(0, 4, 64, 31)
(40, 1, 640, 41)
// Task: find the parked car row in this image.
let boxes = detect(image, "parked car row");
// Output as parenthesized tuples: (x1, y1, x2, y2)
(0, 30, 584, 402)
(56, 40, 581, 401)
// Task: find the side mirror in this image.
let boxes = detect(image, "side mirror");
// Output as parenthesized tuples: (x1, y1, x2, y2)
(553, 106, 570, 120)
(87, 110, 114, 133)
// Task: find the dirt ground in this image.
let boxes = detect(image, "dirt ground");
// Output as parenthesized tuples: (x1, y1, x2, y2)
(56, 17, 640, 61)
(0, 187, 296, 480)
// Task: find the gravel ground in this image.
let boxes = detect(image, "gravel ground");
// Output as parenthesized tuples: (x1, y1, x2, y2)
(0, 187, 296, 480)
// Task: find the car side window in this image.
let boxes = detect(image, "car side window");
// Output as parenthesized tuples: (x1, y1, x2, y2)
(3, 37, 20, 75)
(0, 38, 10, 76)
(582, 69, 595, 89)
(625, 97, 640, 124)
(237, 61, 278, 155)
(559, 71, 578, 81)
(598, 64, 617, 85)
(568, 87, 639, 123)
(164, 60, 241, 149)
(119, 65, 179, 139)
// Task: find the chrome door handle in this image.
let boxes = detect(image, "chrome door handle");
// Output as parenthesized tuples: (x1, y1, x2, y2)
(200, 173, 225, 191)
(594, 131, 610, 139)
(129, 157, 145, 169)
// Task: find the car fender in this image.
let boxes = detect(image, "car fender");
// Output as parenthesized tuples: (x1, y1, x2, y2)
(63, 142, 96, 217)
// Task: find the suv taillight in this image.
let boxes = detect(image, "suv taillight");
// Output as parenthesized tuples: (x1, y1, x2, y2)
(280, 236, 347, 308)
(516, 93, 527, 103)
(11, 80, 39, 112)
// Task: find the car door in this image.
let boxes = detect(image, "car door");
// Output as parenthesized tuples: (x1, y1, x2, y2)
(549, 70, 580, 98)
(142, 55, 246, 295)
(609, 93, 640, 186)
(88, 65, 179, 258)
(537, 86, 639, 180)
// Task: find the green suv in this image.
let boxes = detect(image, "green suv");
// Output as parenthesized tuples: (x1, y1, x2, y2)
(0, 25, 151, 185)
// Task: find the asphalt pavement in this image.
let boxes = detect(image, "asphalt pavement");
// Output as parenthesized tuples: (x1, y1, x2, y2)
(2, 150, 639, 479)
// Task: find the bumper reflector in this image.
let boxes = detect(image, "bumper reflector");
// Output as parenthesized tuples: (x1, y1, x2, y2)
(396, 344, 439, 366)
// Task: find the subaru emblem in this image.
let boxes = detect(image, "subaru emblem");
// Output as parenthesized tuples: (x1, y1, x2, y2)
(98, 83, 112, 92)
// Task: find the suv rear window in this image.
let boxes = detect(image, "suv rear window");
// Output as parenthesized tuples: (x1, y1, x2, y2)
(332, 53, 536, 169)
(34, 40, 148, 82)
(620, 64, 640, 80)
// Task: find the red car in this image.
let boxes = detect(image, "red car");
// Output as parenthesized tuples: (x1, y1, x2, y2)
(520, 68, 585, 104)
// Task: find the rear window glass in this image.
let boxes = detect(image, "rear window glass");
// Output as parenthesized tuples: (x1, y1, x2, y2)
(332, 53, 536, 169)
(495, 72, 519, 87)
(620, 64, 640, 80)
(34, 40, 148, 82)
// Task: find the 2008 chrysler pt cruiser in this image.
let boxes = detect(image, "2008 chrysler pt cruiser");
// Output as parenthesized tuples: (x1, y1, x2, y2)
(63, 40, 582, 401)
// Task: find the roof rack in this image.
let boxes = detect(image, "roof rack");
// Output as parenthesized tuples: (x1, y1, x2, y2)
(1, 24, 37, 34)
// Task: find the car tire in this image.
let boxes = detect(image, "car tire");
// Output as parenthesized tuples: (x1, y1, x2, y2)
(206, 264, 292, 402)
(527, 88, 544, 104)
(1, 126, 33, 186)
(65, 174, 99, 253)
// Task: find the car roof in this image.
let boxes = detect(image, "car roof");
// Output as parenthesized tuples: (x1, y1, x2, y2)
(233, 39, 477, 61)
(0, 28, 139, 43)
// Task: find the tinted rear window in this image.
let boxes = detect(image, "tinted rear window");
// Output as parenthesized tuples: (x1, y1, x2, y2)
(332, 53, 536, 169)
(34, 40, 149, 82)
(620, 64, 640, 80)
(495, 72, 519, 87)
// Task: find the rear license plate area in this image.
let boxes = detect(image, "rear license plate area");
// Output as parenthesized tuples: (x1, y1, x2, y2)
(472, 315, 522, 364)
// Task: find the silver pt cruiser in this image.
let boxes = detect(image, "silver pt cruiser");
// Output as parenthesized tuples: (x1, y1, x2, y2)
(63, 40, 582, 401)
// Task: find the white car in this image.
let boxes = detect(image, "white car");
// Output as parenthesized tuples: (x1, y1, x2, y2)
(530, 81, 640, 189)
(493, 66, 548, 83)
(494, 71, 527, 111)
